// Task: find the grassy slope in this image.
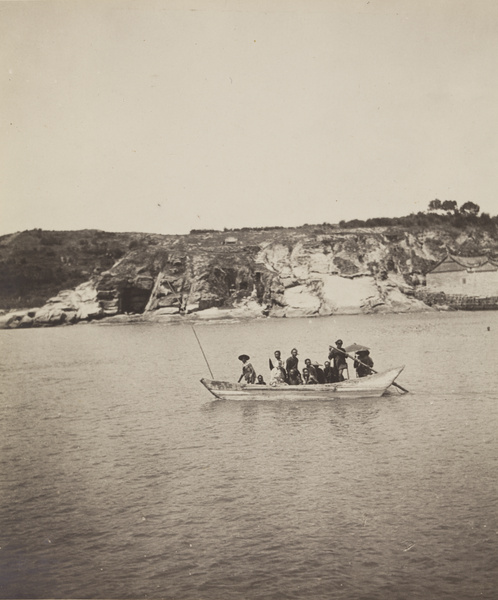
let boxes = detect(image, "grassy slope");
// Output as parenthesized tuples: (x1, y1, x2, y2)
(0, 230, 146, 309)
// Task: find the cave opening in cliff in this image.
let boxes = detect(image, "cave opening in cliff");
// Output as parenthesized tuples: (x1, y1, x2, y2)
(120, 286, 151, 314)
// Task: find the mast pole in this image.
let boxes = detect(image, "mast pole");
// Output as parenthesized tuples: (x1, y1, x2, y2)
(191, 326, 215, 379)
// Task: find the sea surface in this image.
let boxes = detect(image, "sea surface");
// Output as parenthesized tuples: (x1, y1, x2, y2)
(0, 311, 497, 599)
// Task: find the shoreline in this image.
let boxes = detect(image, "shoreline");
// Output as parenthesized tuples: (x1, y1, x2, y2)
(4, 293, 498, 330)
(0, 302, 448, 330)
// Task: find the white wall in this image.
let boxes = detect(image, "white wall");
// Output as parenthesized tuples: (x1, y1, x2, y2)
(426, 270, 498, 296)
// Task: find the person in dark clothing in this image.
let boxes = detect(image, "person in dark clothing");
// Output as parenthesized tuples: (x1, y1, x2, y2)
(354, 350, 374, 377)
(288, 368, 303, 385)
(256, 375, 266, 385)
(302, 367, 318, 385)
(238, 354, 256, 384)
(328, 339, 348, 381)
(304, 358, 318, 380)
(313, 362, 325, 384)
(285, 348, 299, 375)
(323, 360, 336, 383)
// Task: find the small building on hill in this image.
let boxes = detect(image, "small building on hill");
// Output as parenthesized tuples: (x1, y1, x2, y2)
(426, 254, 498, 296)
(223, 236, 238, 245)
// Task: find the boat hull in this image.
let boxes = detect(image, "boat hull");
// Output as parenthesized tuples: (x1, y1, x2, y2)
(201, 366, 405, 401)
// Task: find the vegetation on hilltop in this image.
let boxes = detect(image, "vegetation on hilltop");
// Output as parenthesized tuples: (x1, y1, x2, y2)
(210, 200, 497, 238)
(337, 207, 496, 233)
(0, 229, 146, 309)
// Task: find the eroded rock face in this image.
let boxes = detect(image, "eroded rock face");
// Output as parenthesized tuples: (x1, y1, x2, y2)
(0, 309, 35, 329)
(258, 239, 429, 316)
(1, 282, 102, 328)
(6, 224, 493, 328)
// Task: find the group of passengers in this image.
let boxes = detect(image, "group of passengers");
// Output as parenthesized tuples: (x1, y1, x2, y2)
(238, 340, 374, 386)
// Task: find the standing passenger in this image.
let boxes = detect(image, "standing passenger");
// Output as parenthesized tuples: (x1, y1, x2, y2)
(328, 340, 348, 381)
(285, 348, 299, 376)
(238, 354, 256, 384)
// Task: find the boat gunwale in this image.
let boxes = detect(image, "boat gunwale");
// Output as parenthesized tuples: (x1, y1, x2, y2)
(200, 366, 405, 400)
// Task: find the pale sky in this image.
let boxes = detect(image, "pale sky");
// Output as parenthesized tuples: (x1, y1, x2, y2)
(1, 0, 497, 236)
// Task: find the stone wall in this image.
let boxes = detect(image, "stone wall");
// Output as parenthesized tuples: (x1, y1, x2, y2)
(415, 290, 498, 310)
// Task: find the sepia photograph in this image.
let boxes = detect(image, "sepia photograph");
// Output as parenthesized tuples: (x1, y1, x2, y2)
(1, 1, 497, 598)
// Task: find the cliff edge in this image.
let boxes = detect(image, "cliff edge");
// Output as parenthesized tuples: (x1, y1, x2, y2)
(1, 217, 497, 328)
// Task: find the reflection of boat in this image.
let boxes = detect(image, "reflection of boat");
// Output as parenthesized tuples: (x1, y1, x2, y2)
(201, 366, 405, 401)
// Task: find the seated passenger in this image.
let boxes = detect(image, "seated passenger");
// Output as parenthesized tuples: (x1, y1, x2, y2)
(323, 360, 336, 383)
(269, 349, 282, 371)
(313, 361, 325, 384)
(256, 375, 266, 385)
(269, 360, 288, 386)
(302, 367, 318, 385)
(288, 368, 303, 385)
(304, 358, 318, 380)
(354, 350, 374, 377)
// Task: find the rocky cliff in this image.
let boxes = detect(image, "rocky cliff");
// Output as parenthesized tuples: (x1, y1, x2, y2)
(1, 219, 497, 328)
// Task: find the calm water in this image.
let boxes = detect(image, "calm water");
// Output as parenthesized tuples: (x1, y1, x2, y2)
(0, 312, 497, 599)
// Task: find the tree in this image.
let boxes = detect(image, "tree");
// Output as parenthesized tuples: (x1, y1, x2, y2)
(428, 199, 442, 211)
(459, 201, 480, 216)
(441, 200, 458, 214)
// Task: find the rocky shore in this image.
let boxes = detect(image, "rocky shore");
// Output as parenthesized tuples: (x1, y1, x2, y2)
(1, 221, 497, 329)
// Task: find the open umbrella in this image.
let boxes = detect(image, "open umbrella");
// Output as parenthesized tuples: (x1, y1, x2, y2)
(344, 343, 370, 353)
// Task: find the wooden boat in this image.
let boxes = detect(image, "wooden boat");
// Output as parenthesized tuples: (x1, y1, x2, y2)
(200, 366, 405, 401)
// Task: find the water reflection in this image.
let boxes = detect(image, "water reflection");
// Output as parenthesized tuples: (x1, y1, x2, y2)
(201, 395, 386, 437)
(331, 399, 382, 422)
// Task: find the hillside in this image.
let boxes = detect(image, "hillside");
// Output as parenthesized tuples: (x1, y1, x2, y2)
(1, 213, 497, 327)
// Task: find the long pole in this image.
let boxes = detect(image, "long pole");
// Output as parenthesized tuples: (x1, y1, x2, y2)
(334, 346, 409, 394)
(191, 326, 214, 379)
